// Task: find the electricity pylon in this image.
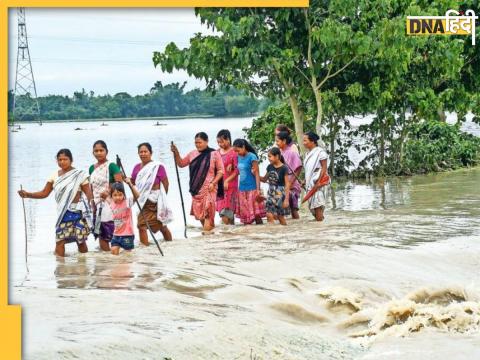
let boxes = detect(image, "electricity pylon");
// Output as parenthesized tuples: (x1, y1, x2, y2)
(13, 7, 41, 125)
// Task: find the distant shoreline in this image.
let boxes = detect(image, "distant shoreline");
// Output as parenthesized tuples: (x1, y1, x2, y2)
(9, 114, 257, 124)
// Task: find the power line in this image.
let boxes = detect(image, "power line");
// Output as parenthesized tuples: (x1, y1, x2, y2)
(9, 57, 159, 66)
(10, 34, 191, 47)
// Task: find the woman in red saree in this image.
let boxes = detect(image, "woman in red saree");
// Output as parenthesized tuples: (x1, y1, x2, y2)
(171, 132, 224, 233)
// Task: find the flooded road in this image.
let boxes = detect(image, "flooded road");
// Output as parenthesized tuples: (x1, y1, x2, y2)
(9, 118, 480, 359)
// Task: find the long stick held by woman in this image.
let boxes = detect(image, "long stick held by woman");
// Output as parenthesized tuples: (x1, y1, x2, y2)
(20, 185, 29, 272)
(171, 132, 224, 234)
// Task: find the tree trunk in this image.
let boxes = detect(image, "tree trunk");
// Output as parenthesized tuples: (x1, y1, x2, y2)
(379, 117, 385, 168)
(288, 94, 305, 154)
(329, 116, 335, 177)
(314, 88, 323, 135)
(398, 111, 408, 167)
(437, 108, 447, 122)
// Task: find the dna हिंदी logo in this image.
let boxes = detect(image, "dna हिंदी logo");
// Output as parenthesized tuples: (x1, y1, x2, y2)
(406, 9, 478, 45)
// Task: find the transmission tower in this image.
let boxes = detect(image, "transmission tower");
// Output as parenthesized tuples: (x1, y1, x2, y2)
(13, 7, 41, 125)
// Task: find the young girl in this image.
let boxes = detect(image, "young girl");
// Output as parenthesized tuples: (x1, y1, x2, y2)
(102, 179, 139, 255)
(216, 129, 238, 225)
(260, 147, 291, 225)
(232, 139, 265, 225)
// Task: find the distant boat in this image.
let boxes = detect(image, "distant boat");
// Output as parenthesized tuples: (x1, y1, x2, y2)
(74, 127, 83, 131)
(154, 121, 166, 126)
(101, 122, 108, 126)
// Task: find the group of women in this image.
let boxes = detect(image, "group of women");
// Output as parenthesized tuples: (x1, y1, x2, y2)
(18, 125, 329, 257)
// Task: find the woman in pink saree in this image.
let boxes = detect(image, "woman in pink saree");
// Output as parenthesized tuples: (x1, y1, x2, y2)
(276, 131, 303, 219)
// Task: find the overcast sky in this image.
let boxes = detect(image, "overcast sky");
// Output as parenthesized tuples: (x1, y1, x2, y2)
(8, 8, 211, 96)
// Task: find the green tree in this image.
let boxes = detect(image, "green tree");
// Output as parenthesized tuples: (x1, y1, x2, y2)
(153, 3, 375, 149)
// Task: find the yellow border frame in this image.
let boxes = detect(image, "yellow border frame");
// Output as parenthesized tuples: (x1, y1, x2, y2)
(1, 0, 308, 358)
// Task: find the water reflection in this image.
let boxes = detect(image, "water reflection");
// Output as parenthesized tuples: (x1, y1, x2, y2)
(330, 176, 411, 211)
(55, 255, 136, 290)
(55, 256, 90, 289)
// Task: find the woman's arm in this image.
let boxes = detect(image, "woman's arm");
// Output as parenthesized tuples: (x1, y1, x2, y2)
(259, 172, 267, 183)
(171, 143, 190, 168)
(113, 172, 123, 182)
(225, 172, 237, 184)
(81, 182, 94, 203)
(224, 156, 238, 186)
(283, 172, 291, 208)
(315, 159, 328, 187)
(18, 182, 53, 199)
(252, 160, 261, 191)
(130, 185, 140, 200)
(125, 178, 140, 200)
(161, 177, 169, 194)
(294, 165, 303, 179)
(110, 163, 124, 183)
(210, 154, 224, 187)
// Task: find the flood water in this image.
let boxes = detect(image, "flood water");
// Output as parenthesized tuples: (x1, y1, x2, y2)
(9, 117, 480, 359)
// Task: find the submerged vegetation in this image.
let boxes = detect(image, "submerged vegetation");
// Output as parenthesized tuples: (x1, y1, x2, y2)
(154, 1, 480, 177)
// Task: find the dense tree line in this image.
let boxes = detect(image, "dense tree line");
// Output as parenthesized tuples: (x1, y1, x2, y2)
(154, 1, 480, 176)
(8, 81, 262, 121)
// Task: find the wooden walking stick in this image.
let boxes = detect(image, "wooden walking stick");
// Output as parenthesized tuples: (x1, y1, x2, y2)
(116, 155, 164, 256)
(171, 141, 188, 238)
(20, 185, 29, 273)
(284, 162, 307, 191)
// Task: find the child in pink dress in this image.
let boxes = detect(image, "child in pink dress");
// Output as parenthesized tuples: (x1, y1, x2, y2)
(103, 179, 139, 255)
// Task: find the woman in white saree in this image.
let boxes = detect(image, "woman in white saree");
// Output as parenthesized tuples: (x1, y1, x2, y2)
(131, 143, 173, 244)
(303, 132, 329, 221)
(18, 149, 94, 256)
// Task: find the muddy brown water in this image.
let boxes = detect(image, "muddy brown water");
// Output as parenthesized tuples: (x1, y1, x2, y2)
(9, 117, 480, 359)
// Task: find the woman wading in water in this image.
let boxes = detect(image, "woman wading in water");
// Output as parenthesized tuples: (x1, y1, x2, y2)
(216, 129, 239, 225)
(89, 140, 123, 251)
(276, 131, 303, 219)
(131, 142, 173, 244)
(171, 132, 224, 233)
(303, 132, 329, 221)
(233, 139, 265, 225)
(18, 149, 94, 257)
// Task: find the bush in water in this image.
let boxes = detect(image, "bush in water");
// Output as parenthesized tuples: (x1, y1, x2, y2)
(402, 121, 480, 174)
